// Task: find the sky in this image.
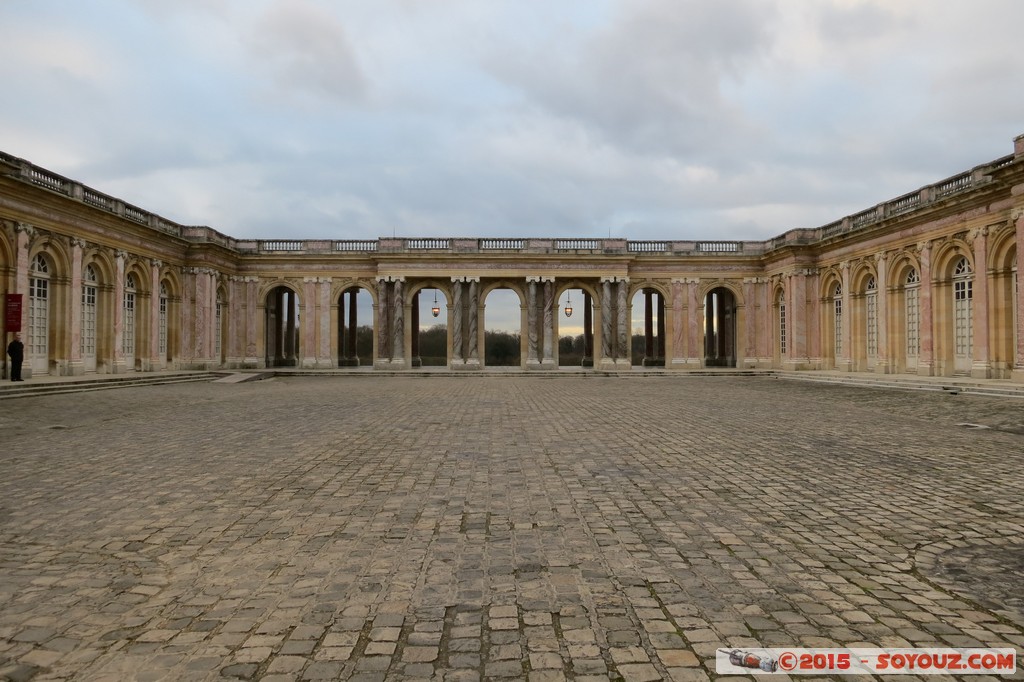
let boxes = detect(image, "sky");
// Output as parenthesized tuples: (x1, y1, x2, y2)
(2, 0, 1023, 248)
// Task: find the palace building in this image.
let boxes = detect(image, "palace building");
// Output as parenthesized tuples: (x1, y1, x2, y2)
(1, 135, 1022, 380)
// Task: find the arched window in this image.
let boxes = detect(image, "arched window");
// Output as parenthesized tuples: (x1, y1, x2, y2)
(865, 276, 878, 357)
(215, 291, 223, 359)
(158, 282, 168, 357)
(777, 292, 787, 356)
(82, 265, 98, 367)
(123, 273, 137, 363)
(28, 254, 50, 368)
(905, 268, 920, 357)
(953, 257, 973, 363)
(833, 283, 843, 357)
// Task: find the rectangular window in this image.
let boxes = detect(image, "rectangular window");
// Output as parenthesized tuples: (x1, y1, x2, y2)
(834, 299, 842, 357)
(905, 287, 919, 356)
(866, 294, 877, 356)
(779, 303, 787, 355)
(158, 296, 168, 355)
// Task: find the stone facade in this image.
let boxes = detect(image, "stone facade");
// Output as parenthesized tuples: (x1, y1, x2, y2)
(1, 135, 1022, 380)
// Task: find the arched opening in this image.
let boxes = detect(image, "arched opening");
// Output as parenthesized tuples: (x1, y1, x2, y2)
(28, 253, 52, 375)
(952, 256, 974, 375)
(556, 287, 593, 367)
(990, 236, 1017, 378)
(122, 272, 140, 371)
(483, 288, 522, 367)
(82, 264, 99, 372)
(215, 287, 226, 365)
(630, 287, 665, 367)
(337, 286, 373, 366)
(774, 288, 786, 367)
(415, 287, 449, 367)
(898, 266, 921, 373)
(852, 272, 878, 371)
(158, 281, 169, 369)
(824, 281, 843, 368)
(265, 285, 300, 367)
(704, 287, 736, 367)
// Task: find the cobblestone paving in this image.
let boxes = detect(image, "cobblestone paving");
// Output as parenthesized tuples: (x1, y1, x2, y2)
(0, 376, 1022, 681)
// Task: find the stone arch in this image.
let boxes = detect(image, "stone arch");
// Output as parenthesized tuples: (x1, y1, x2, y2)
(888, 251, 923, 373)
(481, 280, 526, 368)
(930, 240, 975, 375)
(773, 281, 787, 366)
(553, 279, 601, 368)
(263, 281, 301, 367)
(26, 244, 70, 375)
(850, 261, 879, 371)
(820, 269, 843, 368)
(156, 274, 179, 369)
(628, 280, 670, 367)
(402, 280, 453, 368)
(988, 226, 1017, 376)
(697, 279, 745, 307)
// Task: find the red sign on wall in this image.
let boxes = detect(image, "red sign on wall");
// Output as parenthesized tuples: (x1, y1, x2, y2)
(5, 294, 22, 332)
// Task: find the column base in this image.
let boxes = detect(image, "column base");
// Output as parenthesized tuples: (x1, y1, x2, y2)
(68, 360, 86, 376)
(970, 361, 993, 379)
(450, 361, 482, 371)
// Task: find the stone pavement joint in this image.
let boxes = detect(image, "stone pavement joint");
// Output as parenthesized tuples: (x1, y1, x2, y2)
(0, 376, 1022, 681)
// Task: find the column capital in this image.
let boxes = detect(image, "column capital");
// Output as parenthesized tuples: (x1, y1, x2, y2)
(1012, 208, 1024, 222)
(599, 276, 629, 283)
(540, 276, 555, 283)
(149, 258, 162, 269)
(838, 260, 850, 272)
(378, 275, 405, 283)
(526, 276, 541, 283)
(873, 251, 888, 264)
(14, 221, 36, 237)
(915, 240, 932, 255)
(115, 249, 128, 260)
(71, 238, 87, 250)
(970, 226, 989, 241)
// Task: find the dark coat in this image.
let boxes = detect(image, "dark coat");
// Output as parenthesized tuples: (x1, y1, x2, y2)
(7, 339, 23, 362)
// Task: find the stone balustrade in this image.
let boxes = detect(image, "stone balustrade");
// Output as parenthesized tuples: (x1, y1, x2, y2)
(0, 149, 1017, 257)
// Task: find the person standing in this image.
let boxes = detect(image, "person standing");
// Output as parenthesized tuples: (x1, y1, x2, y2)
(7, 333, 24, 381)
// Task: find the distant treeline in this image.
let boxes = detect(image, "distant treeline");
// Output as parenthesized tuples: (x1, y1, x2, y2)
(342, 325, 651, 366)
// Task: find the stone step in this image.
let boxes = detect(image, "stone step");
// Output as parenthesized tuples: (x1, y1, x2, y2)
(0, 373, 220, 400)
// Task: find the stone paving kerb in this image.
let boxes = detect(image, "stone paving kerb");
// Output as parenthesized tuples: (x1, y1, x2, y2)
(0, 376, 1022, 681)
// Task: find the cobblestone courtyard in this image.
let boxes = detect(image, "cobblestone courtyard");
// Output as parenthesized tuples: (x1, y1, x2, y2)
(1, 376, 1022, 681)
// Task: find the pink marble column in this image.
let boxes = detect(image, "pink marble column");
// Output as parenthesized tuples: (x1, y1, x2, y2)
(180, 267, 195, 362)
(918, 242, 934, 375)
(226, 276, 239, 362)
(671, 280, 684, 364)
(113, 251, 126, 372)
(875, 253, 889, 373)
(14, 224, 33, 333)
(246, 278, 258, 362)
(149, 259, 161, 369)
(742, 278, 756, 365)
(194, 269, 209, 362)
(807, 270, 821, 364)
(687, 279, 701, 363)
(971, 228, 990, 376)
(839, 261, 852, 370)
(302, 277, 316, 366)
(1016, 215, 1024, 369)
(69, 239, 84, 372)
(760, 278, 771, 362)
(319, 278, 332, 367)
(787, 272, 807, 366)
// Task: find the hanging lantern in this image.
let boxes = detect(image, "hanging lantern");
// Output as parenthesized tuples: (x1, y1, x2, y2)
(431, 289, 440, 318)
(564, 291, 573, 318)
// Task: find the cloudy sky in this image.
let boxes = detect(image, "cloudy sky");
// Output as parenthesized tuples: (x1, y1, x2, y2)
(2, 0, 1022, 247)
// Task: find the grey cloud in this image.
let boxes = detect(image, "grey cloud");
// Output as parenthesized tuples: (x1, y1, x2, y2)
(247, 0, 365, 102)
(485, 0, 778, 159)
